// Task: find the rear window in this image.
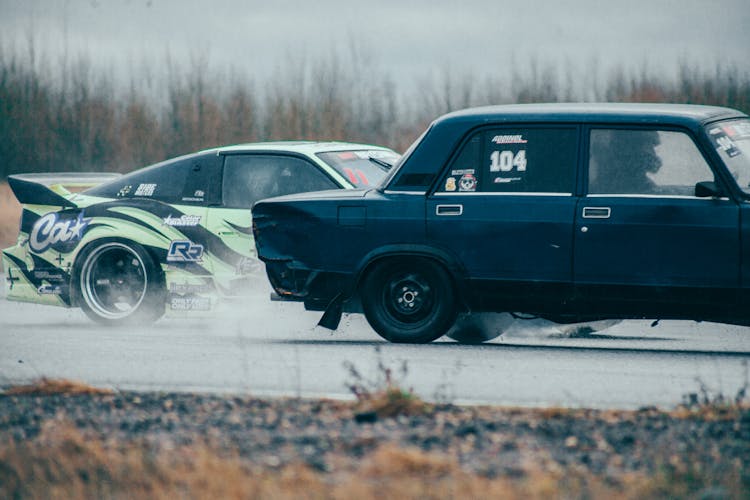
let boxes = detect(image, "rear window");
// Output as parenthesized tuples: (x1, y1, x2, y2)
(84, 153, 221, 204)
(316, 150, 399, 188)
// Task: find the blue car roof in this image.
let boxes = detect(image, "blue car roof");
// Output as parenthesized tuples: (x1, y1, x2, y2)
(437, 103, 747, 126)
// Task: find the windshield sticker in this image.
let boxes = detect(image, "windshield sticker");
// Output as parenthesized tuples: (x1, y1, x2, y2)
(713, 133, 741, 158)
(491, 134, 528, 144)
(458, 173, 477, 192)
(163, 214, 202, 227)
(722, 123, 750, 139)
(135, 183, 157, 196)
(444, 177, 457, 191)
(337, 152, 357, 161)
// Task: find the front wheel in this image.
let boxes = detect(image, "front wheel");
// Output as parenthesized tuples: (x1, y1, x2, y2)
(360, 258, 457, 343)
(74, 240, 165, 325)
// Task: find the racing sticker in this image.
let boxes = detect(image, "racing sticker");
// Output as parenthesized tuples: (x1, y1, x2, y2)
(494, 176, 522, 184)
(170, 296, 211, 311)
(490, 150, 527, 172)
(134, 183, 157, 196)
(182, 190, 205, 203)
(163, 214, 202, 227)
(709, 127, 741, 158)
(170, 282, 211, 294)
(37, 284, 63, 295)
(451, 169, 475, 176)
(33, 270, 64, 281)
(444, 177, 457, 192)
(491, 134, 528, 144)
(167, 240, 204, 262)
(458, 173, 477, 192)
(117, 185, 132, 197)
(29, 211, 90, 253)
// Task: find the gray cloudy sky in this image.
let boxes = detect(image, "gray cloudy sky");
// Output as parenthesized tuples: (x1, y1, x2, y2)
(1, 0, 748, 85)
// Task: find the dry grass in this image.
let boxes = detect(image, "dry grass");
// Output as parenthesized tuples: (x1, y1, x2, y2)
(1, 421, 743, 500)
(0, 421, 664, 500)
(0, 182, 21, 251)
(4, 378, 113, 396)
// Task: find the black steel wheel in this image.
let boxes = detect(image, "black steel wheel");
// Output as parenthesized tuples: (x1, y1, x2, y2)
(361, 258, 456, 343)
(75, 240, 165, 325)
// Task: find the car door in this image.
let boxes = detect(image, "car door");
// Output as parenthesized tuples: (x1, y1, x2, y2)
(573, 127, 740, 311)
(206, 153, 340, 295)
(426, 125, 580, 310)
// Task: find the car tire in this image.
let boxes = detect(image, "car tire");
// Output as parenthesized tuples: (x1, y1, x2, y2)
(361, 258, 457, 344)
(74, 240, 165, 325)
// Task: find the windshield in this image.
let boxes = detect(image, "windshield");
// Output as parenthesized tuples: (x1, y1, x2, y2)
(316, 149, 400, 188)
(706, 119, 750, 195)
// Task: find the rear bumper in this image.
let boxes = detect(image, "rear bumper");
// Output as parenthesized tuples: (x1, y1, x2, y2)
(263, 258, 354, 308)
(2, 247, 71, 307)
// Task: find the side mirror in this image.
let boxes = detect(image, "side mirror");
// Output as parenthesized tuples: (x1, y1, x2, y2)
(695, 181, 723, 198)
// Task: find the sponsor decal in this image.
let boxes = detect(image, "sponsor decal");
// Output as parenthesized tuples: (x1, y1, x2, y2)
(163, 214, 202, 227)
(491, 134, 527, 144)
(714, 133, 741, 158)
(494, 177, 522, 184)
(29, 211, 90, 253)
(167, 240, 204, 262)
(169, 282, 211, 294)
(134, 183, 157, 196)
(337, 152, 358, 160)
(458, 173, 477, 192)
(194, 190, 205, 198)
(444, 177, 457, 192)
(170, 296, 211, 311)
(451, 169, 475, 176)
(37, 283, 63, 295)
(117, 185, 132, 197)
(33, 270, 64, 281)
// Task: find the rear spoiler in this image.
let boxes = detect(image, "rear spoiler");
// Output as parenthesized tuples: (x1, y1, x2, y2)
(7, 172, 121, 208)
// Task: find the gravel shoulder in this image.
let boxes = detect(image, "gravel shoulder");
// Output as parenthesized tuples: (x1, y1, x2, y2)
(1, 390, 748, 498)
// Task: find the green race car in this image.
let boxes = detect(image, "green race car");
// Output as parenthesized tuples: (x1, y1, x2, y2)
(2, 142, 398, 324)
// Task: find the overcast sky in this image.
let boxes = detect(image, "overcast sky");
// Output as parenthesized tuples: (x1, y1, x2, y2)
(1, 0, 748, 87)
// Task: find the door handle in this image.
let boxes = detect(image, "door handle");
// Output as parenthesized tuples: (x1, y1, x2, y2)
(582, 207, 611, 219)
(436, 204, 463, 216)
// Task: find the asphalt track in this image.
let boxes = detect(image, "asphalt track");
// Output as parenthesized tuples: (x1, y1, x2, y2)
(1, 284, 749, 409)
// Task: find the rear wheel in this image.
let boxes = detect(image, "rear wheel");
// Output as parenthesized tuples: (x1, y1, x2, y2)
(361, 258, 457, 343)
(75, 240, 165, 325)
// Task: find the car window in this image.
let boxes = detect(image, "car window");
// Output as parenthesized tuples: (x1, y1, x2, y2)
(706, 119, 750, 195)
(588, 129, 715, 196)
(84, 153, 221, 205)
(316, 150, 399, 187)
(222, 154, 338, 208)
(437, 127, 577, 194)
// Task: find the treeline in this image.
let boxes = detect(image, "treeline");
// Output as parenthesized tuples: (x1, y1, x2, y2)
(1, 41, 749, 179)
